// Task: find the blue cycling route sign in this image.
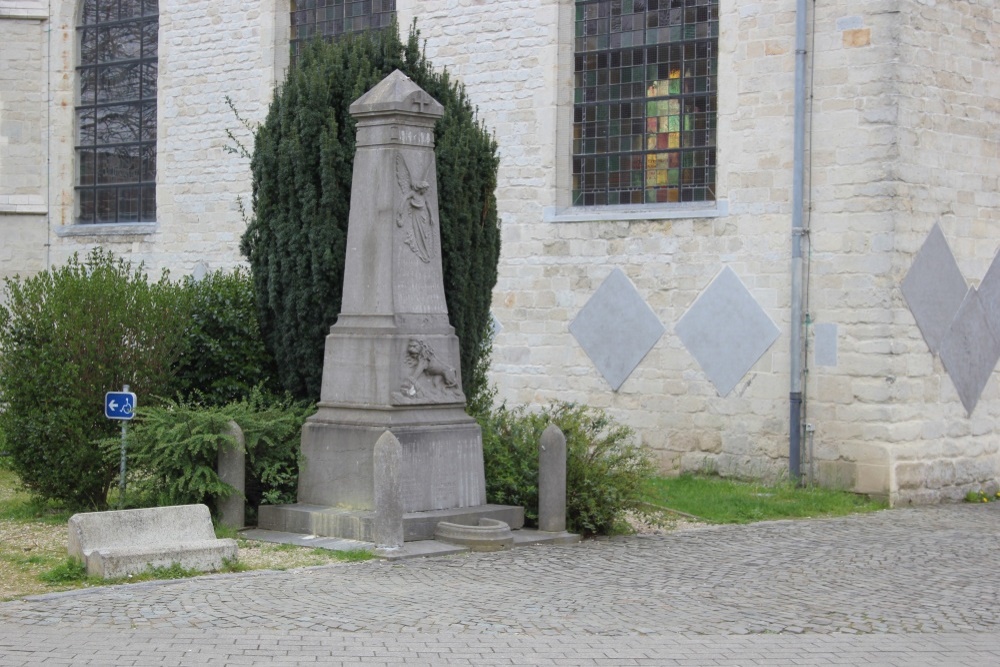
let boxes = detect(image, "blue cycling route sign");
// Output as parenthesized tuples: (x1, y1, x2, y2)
(105, 391, 137, 420)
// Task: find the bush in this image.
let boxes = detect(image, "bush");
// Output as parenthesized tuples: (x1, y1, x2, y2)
(242, 22, 500, 401)
(126, 389, 314, 517)
(173, 268, 281, 407)
(478, 402, 656, 536)
(0, 250, 189, 508)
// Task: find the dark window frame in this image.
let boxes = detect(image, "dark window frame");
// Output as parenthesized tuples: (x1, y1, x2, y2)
(573, 0, 719, 207)
(76, 0, 158, 224)
(289, 0, 396, 61)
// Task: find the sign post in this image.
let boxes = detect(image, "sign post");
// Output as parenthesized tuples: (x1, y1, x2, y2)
(105, 385, 136, 509)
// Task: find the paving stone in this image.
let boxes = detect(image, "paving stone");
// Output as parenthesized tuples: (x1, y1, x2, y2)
(3, 506, 1000, 664)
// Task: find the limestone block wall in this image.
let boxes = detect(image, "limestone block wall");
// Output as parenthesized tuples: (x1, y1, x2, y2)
(404, 0, 802, 480)
(783, 0, 999, 503)
(889, 0, 1000, 504)
(5, 0, 995, 502)
(44, 0, 288, 278)
(408, 0, 1000, 502)
(800, 1, 906, 497)
(0, 2, 48, 285)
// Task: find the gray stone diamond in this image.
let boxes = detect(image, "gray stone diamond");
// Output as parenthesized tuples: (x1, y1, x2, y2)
(569, 268, 665, 391)
(901, 224, 970, 354)
(976, 249, 1000, 338)
(938, 289, 1000, 415)
(674, 267, 781, 397)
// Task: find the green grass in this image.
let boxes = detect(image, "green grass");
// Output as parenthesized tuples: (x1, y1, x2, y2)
(37, 559, 226, 588)
(37, 558, 90, 585)
(642, 474, 887, 524)
(325, 548, 374, 562)
(0, 467, 75, 524)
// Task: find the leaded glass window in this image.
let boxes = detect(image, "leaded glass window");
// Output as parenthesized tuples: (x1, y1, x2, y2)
(76, 0, 157, 224)
(290, 0, 396, 61)
(574, 0, 718, 206)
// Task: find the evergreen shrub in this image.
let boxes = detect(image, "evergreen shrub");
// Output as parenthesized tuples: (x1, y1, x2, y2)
(174, 268, 281, 407)
(242, 23, 500, 402)
(127, 389, 314, 516)
(478, 402, 657, 536)
(0, 250, 188, 508)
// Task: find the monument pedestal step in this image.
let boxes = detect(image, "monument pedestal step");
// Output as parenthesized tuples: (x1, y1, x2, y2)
(240, 526, 581, 561)
(257, 503, 525, 543)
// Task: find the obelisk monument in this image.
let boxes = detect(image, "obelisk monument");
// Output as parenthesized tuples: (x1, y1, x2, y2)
(287, 71, 490, 519)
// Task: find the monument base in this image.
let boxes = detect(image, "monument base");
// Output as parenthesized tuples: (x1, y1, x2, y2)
(296, 410, 487, 513)
(257, 503, 525, 542)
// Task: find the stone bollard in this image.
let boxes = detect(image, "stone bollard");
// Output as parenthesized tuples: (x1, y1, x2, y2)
(217, 420, 246, 530)
(538, 423, 567, 533)
(373, 429, 404, 549)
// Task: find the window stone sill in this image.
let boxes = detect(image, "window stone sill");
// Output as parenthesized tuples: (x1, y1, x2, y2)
(55, 222, 158, 237)
(0, 3, 48, 20)
(0, 204, 47, 215)
(543, 200, 728, 223)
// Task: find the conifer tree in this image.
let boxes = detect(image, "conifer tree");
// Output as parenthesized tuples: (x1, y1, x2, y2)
(242, 25, 500, 402)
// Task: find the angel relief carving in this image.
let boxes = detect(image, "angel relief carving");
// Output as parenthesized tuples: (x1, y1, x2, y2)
(395, 153, 435, 263)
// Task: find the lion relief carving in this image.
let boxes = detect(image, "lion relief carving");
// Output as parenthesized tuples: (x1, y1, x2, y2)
(393, 338, 463, 404)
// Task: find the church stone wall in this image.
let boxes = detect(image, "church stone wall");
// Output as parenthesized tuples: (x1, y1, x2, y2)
(798, 1, 906, 498)
(3, 1, 998, 503)
(44, 0, 288, 278)
(0, 3, 48, 285)
(406, 0, 800, 481)
(803, 0, 1000, 504)
(888, 0, 1000, 504)
(406, 0, 1000, 503)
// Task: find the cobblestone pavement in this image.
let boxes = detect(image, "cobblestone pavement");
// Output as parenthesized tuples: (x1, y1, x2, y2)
(2, 504, 1000, 665)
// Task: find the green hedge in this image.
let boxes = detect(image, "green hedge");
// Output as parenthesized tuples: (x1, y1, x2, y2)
(0, 250, 187, 507)
(0, 251, 284, 509)
(478, 402, 656, 536)
(126, 389, 313, 516)
(174, 267, 281, 407)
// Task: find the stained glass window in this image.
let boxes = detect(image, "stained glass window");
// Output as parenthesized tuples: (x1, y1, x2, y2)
(290, 0, 396, 61)
(76, 0, 158, 223)
(573, 0, 718, 206)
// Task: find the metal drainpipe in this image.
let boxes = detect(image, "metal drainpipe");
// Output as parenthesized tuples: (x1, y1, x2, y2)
(789, 0, 809, 480)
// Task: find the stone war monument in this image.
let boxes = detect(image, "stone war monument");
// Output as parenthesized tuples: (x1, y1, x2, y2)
(259, 70, 522, 543)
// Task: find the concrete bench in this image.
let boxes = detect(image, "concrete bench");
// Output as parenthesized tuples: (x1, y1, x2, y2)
(68, 504, 238, 579)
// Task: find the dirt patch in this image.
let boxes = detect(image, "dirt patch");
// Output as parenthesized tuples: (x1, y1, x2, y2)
(626, 510, 710, 535)
(0, 510, 706, 601)
(0, 518, 371, 602)
(0, 520, 69, 600)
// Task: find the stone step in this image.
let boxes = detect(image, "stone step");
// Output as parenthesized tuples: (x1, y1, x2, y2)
(257, 503, 526, 542)
(240, 526, 581, 561)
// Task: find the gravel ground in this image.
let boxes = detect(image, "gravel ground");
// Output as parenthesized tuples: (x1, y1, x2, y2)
(0, 520, 372, 601)
(0, 509, 703, 601)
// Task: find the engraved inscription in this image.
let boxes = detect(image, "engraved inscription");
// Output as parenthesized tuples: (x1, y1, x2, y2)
(399, 129, 432, 146)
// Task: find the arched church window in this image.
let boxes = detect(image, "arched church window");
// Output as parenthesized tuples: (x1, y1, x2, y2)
(290, 0, 395, 62)
(76, 0, 158, 223)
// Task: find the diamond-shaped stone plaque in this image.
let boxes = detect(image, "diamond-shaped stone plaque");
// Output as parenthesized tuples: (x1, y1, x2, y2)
(901, 224, 970, 354)
(675, 267, 780, 397)
(569, 268, 665, 391)
(938, 289, 1000, 415)
(976, 250, 1000, 338)
(490, 311, 503, 338)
